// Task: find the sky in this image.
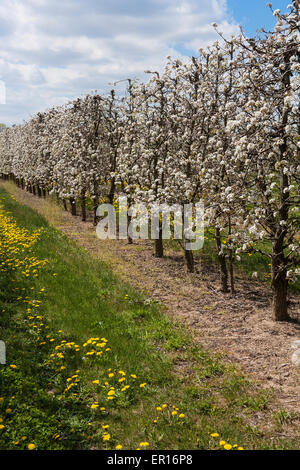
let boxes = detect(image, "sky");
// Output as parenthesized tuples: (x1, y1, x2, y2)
(227, 0, 291, 36)
(0, 0, 293, 125)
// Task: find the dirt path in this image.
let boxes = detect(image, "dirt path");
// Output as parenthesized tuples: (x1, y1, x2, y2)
(2, 182, 300, 413)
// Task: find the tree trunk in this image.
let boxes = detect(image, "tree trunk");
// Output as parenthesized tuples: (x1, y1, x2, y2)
(63, 199, 68, 211)
(32, 185, 36, 196)
(127, 212, 133, 244)
(228, 216, 235, 294)
(215, 227, 229, 293)
(271, 249, 289, 321)
(272, 274, 289, 321)
(229, 254, 235, 295)
(155, 221, 164, 258)
(92, 196, 98, 226)
(155, 238, 164, 258)
(184, 247, 195, 273)
(37, 185, 42, 198)
(81, 189, 86, 222)
(108, 177, 115, 205)
(69, 197, 77, 216)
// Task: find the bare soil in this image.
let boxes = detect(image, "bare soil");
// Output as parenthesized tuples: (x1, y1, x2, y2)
(3, 183, 299, 414)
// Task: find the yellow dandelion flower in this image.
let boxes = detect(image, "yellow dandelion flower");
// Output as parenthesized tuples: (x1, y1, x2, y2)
(224, 444, 232, 450)
(139, 442, 149, 447)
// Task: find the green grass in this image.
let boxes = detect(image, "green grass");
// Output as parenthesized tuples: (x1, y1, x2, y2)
(0, 187, 299, 450)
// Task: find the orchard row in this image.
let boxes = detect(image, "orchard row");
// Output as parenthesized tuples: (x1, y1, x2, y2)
(0, 3, 299, 321)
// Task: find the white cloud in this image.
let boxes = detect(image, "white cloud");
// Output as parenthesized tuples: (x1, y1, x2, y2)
(0, 0, 238, 125)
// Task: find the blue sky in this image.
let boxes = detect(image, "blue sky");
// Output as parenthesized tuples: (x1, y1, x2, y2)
(227, 0, 291, 36)
(0, 0, 292, 125)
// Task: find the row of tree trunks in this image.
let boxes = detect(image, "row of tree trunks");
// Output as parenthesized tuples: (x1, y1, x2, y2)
(0, 173, 292, 321)
(0, 173, 49, 198)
